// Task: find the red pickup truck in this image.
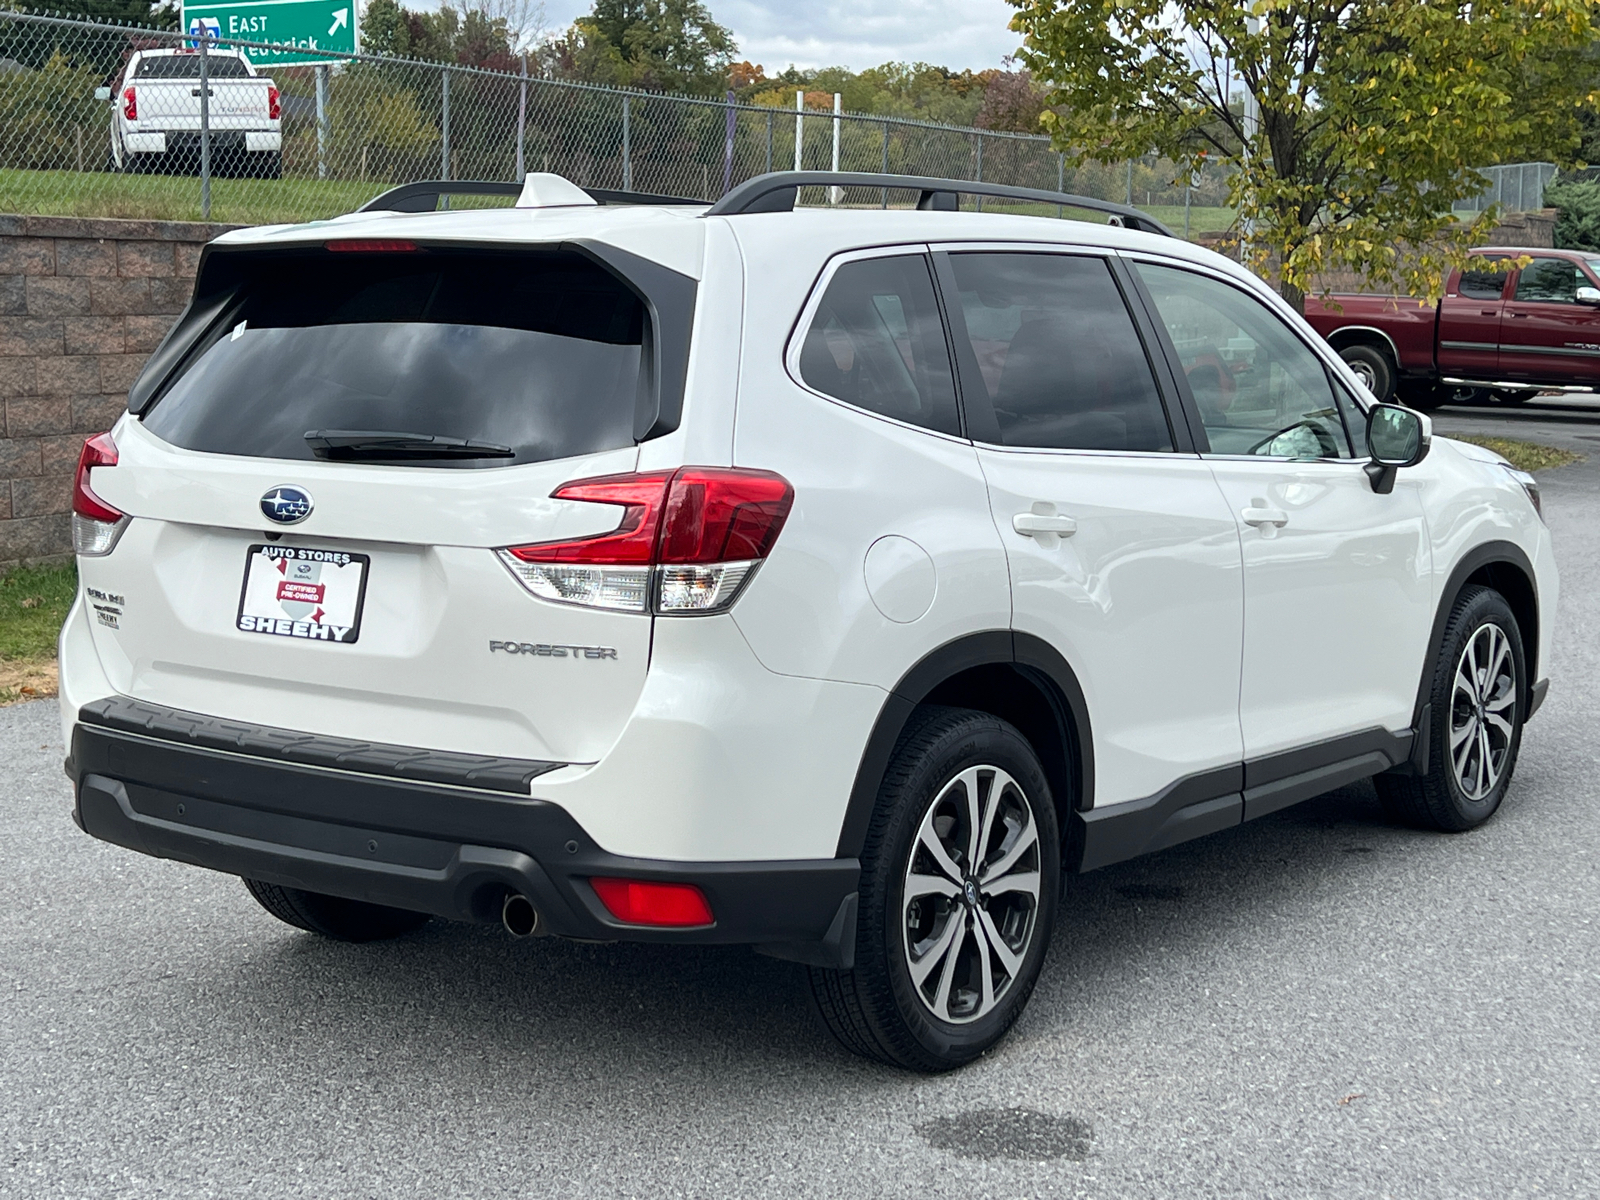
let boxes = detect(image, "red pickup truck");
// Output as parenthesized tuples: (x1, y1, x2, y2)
(1303, 246, 1600, 409)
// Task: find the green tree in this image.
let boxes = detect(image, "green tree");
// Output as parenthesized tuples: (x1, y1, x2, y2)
(553, 0, 735, 94)
(43, 1, 178, 28)
(1010, 0, 1600, 310)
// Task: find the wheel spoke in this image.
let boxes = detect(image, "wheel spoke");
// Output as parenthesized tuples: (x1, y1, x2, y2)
(1477, 724, 1496, 794)
(1486, 630, 1511, 691)
(909, 912, 961, 990)
(983, 870, 1041, 900)
(978, 908, 1024, 979)
(1452, 718, 1478, 776)
(916, 814, 964, 885)
(975, 770, 1011, 871)
(958, 767, 985, 869)
(1454, 665, 1476, 703)
(971, 912, 996, 1014)
(1449, 717, 1476, 750)
(979, 820, 1038, 887)
(1464, 635, 1483, 700)
(1483, 688, 1517, 714)
(905, 871, 960, 901)
(931, 918, 968, 1017)
(1485, 711, 1515, 742)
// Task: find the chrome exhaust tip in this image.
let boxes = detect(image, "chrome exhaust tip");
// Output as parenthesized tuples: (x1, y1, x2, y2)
(502, 892, 540, 938)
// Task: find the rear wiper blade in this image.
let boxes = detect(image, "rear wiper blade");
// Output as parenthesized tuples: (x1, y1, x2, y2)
(305, 430, 516, 461)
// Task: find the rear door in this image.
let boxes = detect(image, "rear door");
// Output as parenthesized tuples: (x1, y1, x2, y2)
(934, 247, 1245, 810)
(82, 243, 683, 765)
(1436, 263, 1509, 378)
(1498, 255, 1600, 384)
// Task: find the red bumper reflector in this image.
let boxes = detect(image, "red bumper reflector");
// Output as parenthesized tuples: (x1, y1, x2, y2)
(590, 878, 714, 927)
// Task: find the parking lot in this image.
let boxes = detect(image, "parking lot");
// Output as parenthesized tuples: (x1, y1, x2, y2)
(3, 398, 1597, 1199)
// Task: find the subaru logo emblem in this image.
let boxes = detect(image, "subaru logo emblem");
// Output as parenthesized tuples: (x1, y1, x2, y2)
(260, 485, 313, 525)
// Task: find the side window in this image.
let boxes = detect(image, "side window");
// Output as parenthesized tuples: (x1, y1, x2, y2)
(1134, 263, 1354, 459)
(1458, 269, 1509, 300)
(946, 252, 1173, 452)
(798, 254, 960, 437)
(1514, 258, 1583, 303)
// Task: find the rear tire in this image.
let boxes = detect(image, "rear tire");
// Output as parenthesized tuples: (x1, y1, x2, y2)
(1491, 388, 1537, 405)
(243, 878, 431, 942)
(807, 706, 1060, 1072)
(1376, 586, 1525, 832)
(1339, 343, 1396, 403)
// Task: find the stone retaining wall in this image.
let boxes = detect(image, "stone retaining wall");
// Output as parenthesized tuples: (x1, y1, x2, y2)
(0, 215, 235, 569)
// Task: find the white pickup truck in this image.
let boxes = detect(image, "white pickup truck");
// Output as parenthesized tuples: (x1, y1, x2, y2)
(107, 48, 281, 178)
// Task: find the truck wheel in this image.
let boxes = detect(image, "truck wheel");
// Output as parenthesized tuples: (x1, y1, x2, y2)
(1491, 388, 1537, 405)
(253, 150, 282, 180)
(1338, 344, 1396, 403)
(243, 878, 431, 942)
(807, 706, 1060, 1072)
(1375, 585, 1525, 832)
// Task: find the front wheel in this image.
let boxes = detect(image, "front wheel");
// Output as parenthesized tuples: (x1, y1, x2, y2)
(243, 878, 431, 942)
(1376, 585, 1526, 831)
(808, 707, 1060, 1072)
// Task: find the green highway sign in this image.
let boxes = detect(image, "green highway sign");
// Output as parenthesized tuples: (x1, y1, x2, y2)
(181, 0, 357, 68)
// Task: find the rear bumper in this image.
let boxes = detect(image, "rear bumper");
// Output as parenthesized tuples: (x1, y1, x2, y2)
(69, 712, 860, 967)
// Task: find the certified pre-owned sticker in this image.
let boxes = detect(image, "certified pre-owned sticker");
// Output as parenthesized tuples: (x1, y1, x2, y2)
(490, 639, 618, 660)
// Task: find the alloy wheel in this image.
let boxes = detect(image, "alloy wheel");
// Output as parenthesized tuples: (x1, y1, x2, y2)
(1450, 622, 1517, 801)
(901, 765, 1042, 1024)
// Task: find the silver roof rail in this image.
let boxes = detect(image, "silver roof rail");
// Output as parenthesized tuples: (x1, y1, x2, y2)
(703, 171, 1176, 237)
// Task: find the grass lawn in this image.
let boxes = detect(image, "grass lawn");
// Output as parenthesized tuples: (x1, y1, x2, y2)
(1450, 435, 1582, 472)
(0, 168, 406, 225)
(0, 562, 76, 704)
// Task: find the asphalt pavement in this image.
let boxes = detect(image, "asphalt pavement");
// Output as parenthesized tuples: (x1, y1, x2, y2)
(4, 404, 1599, 1198)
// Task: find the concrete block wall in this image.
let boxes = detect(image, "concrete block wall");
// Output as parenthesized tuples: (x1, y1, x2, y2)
(0, 216, 236, 569)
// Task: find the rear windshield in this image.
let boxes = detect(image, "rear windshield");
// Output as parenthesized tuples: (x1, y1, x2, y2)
(135, 54, 253, 78)
(142, 250, 648, 468)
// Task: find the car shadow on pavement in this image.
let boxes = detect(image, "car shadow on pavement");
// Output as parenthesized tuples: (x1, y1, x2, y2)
(200, 778, 1460, 1085)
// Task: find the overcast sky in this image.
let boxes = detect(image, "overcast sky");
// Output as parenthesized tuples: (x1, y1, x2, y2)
(532, 0, 1025, 72)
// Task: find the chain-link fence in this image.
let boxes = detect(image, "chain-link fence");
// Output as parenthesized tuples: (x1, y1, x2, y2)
(1451, 162, 1559, 215)
(0, 9, 1246, 233)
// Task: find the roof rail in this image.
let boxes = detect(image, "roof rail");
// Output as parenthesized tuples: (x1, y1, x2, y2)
(703, 171, 1176, 237)
(358, 180, 703, 214)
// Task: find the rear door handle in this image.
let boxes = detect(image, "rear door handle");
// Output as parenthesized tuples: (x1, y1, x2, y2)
(1012, 512, 1078, 537)
(1241, 507, 1288, 528)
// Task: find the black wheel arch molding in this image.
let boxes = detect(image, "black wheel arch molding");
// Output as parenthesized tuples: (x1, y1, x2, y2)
(1418, 539, 1542, 729)
(834, 630, 1095, 859)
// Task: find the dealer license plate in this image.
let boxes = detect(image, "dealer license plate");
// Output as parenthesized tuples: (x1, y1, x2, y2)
(236, 544, 369, 644)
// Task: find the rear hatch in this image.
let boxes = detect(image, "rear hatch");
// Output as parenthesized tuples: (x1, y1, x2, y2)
(82, 240, 687, 765)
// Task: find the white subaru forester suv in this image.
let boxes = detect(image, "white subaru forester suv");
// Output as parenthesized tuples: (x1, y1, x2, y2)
(61, 171, 1556, 1072)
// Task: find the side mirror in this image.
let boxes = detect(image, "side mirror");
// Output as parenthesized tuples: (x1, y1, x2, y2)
(1364, 403, 1431, 494)
(94, 86, 111, 101)
(1578, 285, 1600, 305)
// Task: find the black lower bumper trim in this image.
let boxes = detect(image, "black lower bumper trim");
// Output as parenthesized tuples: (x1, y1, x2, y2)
(71, 721, 859, 963)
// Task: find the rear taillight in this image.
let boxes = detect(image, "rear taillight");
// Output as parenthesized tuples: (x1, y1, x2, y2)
(121, 86, 135, 121)
(498, 467, 793, 615)
(72, 433, 128, 557)
(267, 84, 280, 120)
(590, 878, 713, 927)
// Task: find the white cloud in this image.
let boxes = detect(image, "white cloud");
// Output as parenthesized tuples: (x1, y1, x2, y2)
(529, 0, 1023, 71)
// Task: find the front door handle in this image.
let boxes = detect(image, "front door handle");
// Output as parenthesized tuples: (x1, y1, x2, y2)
(1012, 511, 1078, 537)
(1241, 506, 1288, 528)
